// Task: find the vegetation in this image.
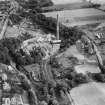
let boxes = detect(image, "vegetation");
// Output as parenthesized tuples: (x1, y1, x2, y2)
(49, 57, 89, 89)
(0, 38, 21, 64)
(0, 45, 10, 65)
(28, 13, 84, 49)
(0, 36, 45, 66)
(87, 72, 105, 82)
(42, 2, 99, 12)
(82, 3, 100, 8)
(0, 1, 98, 105)
(39, 0, 53, 7)
(49, 57, 60, 68)
(1, 0, 84, 48)
(18, 32, 33, 41)
(0, 37, 31, 65)
(60, 71, 89, 88)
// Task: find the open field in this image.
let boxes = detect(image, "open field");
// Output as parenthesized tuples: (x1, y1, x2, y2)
(52, 0, 105, 5)
(42, 2, 92, 11)
(71, 82, 105, 105)
(52, 0, 83, 4)
(62, 45, 105, 105)
(44, 8, 105, 26)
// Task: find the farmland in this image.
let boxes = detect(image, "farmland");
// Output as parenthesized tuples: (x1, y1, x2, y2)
(44, 8, 105, 27)
(42, 2, 93, 12)
(52, 0, 83, 4)
(71, 82, 105, 105)
(60, 45, 105, 105)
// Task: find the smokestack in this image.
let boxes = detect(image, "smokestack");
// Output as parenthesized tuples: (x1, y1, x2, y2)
(56, 14, 59, 40)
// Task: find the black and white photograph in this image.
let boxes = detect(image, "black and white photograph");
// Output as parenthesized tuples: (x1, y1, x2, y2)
(0, 0, 105, 105)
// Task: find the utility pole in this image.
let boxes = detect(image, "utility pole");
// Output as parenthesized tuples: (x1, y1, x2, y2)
(56, 14, 59, 40)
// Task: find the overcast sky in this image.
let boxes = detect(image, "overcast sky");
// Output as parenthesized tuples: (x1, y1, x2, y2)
(52, 0, 105, 4)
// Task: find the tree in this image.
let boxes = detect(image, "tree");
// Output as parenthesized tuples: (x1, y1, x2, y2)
(0, 37, 22, 65)
(18, 32, 33, 41)
(0, 0, 22, 39)
(39, 0, 53, 7)
(49, 57, 60, 68)
(0, 49, 11, 65)
(23, 0, 39, 10)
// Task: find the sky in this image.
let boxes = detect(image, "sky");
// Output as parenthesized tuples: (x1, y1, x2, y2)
(52, 0, 105, 4)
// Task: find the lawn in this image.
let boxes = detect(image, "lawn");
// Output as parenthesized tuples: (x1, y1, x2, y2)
(44, 8, 105, 26)
(42, 2, 92, 11)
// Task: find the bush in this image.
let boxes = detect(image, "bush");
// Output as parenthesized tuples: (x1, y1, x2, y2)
(0, 38, 21, 64)
(68, 57, 79, 66)
(18, 32, 33, 41)
(93, 73, 105, 82)
(75, 73, 89, 84)
(24, 55, 34, 65)
(70, 80, 77, 88)
(49, 57, 60, 68)
(1, 38, 21, 52)
(0, 37, 35, 65)
(0, 46, 11, 64)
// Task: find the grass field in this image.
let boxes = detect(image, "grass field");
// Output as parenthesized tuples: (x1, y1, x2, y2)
(71, 82, 105, 105)
(44, 8, 105, 27)
(42, 2, 92, 11)
(52, 0, 105, 5)
(61, 45, 105, 105)
(52, 0, 83, 4)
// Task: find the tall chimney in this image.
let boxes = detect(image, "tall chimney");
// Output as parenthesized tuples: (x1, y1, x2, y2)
(57, 14, 59, 40)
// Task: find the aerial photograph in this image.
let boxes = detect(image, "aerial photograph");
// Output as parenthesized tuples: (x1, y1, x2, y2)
(1, 0, 105, 105)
